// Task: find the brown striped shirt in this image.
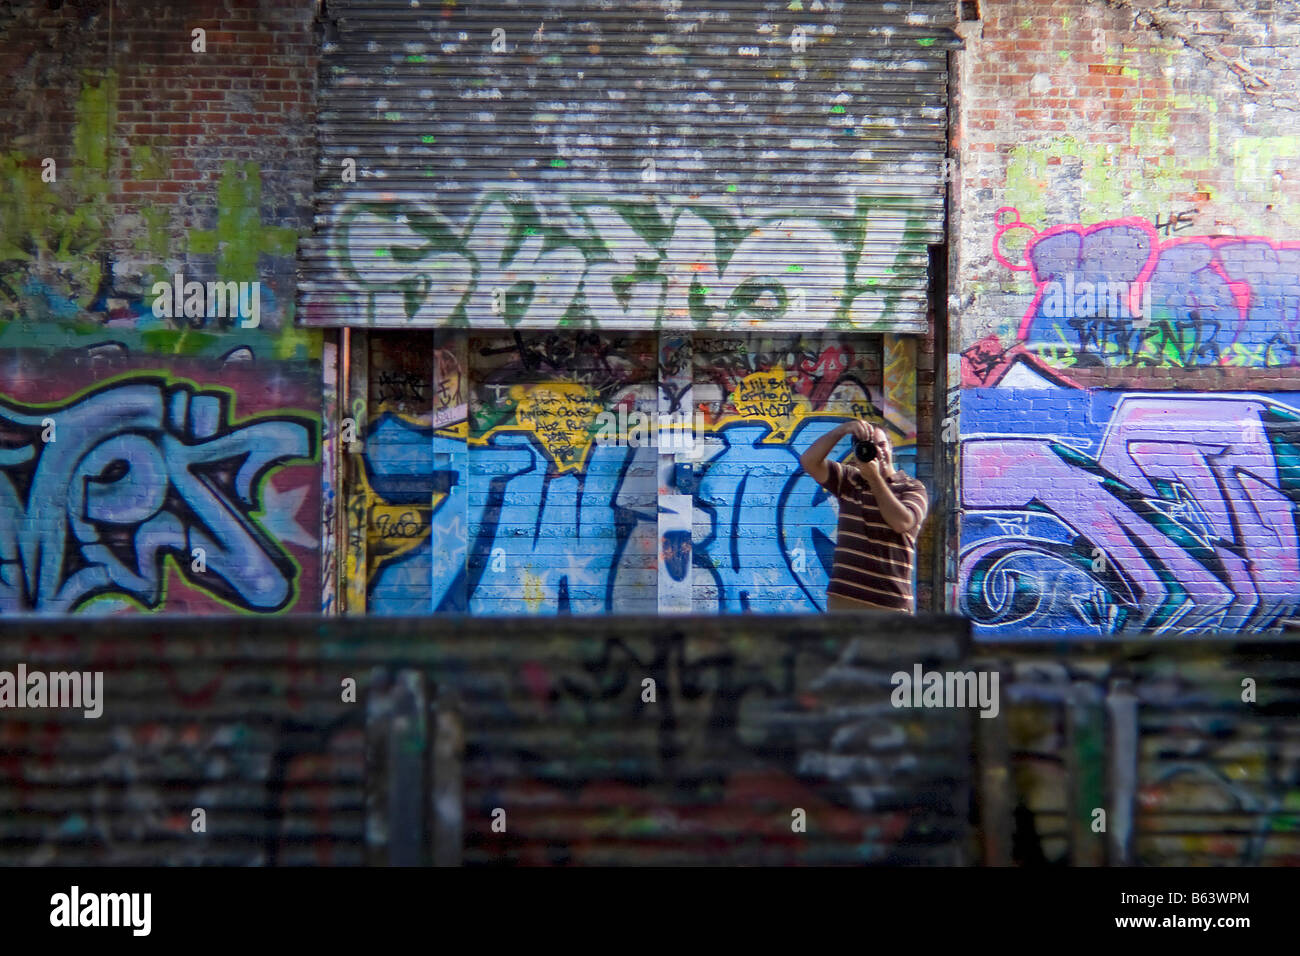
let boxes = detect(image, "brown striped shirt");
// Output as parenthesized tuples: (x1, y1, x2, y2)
(818, 459, 929, 612)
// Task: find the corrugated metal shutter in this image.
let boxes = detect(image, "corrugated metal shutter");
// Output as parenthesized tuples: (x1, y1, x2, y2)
(301, 0, 958, 333)
(0, 615, 972, 866)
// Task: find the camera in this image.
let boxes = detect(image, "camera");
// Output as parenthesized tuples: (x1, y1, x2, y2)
(854, 438, 878, 462)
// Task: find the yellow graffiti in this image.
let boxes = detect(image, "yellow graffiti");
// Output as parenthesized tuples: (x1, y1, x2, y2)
(511, 382, 603, 473)
(727, 368, 811, 441)
(360, 413, 444, 594)
(522, 569, 546, 612)
(436, 420, 469, 440)
(883, 336, 917, 426)
(369, 503, 431, 568)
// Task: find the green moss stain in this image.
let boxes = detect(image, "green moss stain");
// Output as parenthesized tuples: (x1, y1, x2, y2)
(1233, 135, 1300, 226)
(135, 204, 171, 257)
(1005, 130, 1208, 228)
(0, 71, 117, 318)
(72, 71, 115, 196)
(130, 143, 170, 181)
(190, 160, 299, 283)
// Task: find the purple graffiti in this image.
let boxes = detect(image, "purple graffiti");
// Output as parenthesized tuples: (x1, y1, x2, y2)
(961, 395, 1300, 635)
(998, 208, 1300, 369)
(0, 379, 315, 613)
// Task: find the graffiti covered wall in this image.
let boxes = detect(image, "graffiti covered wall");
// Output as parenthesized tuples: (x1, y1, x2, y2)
(356, 330, 918, 615)
(950, 0, 1300, 637)
(982, 210, 1300, 375)
(982, 644, 1300, 867)
(0, 354, 320, 615)
(309, 0, 955, 617)
(961, 387, 1299, 638)
(0, 2, 324, 615)
(303, 1, 957, 335)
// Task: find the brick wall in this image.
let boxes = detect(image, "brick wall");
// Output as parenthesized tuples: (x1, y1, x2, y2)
(0, 0, 325, 615)
(949, 0, 1300, 637)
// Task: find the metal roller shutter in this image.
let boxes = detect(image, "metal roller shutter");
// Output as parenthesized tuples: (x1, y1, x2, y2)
(301, 1, 958, 333)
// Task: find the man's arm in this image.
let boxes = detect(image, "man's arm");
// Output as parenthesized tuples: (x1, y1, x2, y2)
(862, 463, 925, 537)
(799, 421, 868, 486)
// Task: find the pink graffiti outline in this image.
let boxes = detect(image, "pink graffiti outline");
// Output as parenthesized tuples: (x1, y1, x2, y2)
(999, 207, 1300, 357)
(991, 206, 1038, 272)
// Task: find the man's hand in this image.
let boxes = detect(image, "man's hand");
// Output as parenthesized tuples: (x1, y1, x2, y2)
(845, 420, 872, 443)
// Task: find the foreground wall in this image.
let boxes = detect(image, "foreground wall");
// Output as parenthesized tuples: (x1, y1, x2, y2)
(0, 0, 324, 614)
(979, 639, 1300, 866)
(0, 613, 971, 866)
(950, 0, 1300, 637)
(5, 611, 1297, 867)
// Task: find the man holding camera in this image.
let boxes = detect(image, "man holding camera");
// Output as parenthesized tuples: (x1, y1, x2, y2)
(799, 420, 929, 612)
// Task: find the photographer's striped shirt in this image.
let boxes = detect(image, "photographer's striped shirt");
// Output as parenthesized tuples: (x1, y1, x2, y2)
(818, 460, 929, 612)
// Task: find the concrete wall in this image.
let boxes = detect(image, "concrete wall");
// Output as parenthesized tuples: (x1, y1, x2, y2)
(949, 0, 1300, 638)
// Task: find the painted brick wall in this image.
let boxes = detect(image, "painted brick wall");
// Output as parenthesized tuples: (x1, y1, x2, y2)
(0, 0, 325, 614)
(949, 0, 1300, 637)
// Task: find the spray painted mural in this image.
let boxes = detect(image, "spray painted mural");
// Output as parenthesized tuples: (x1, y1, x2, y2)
(358, 331, 914, 615)
(958, 209, 1300, 638)
(979, 207, 1300, 378)
(0, 355, 320, 614)
(959, 388, 1300, 638)
(0, 60, 325, 619)
(302, 185, 928, 333)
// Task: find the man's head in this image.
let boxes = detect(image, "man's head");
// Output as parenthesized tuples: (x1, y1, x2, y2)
(855, 423, 894, 473)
